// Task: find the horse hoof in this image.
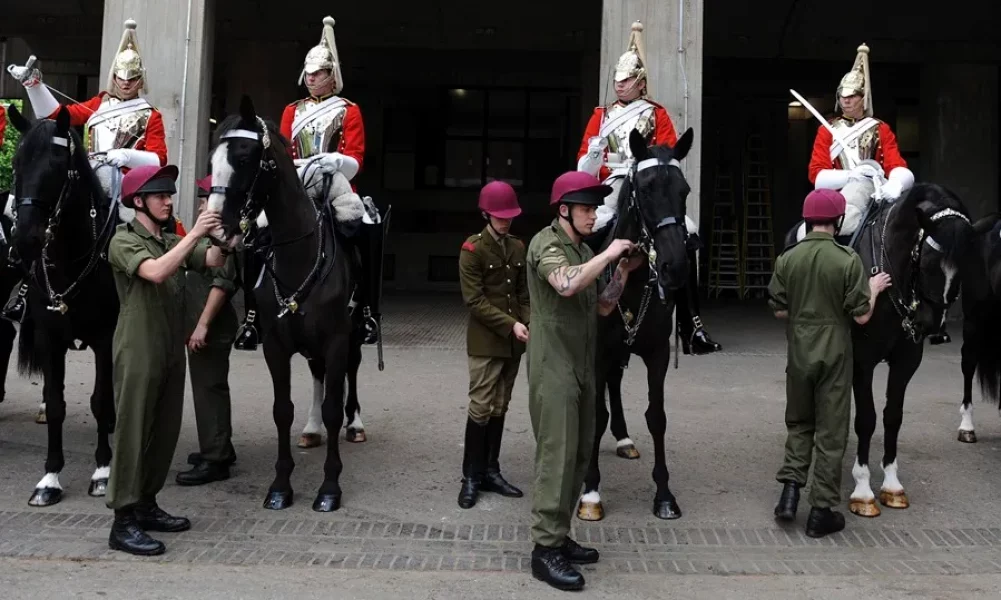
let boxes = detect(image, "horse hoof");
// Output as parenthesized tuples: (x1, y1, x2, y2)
(263, 490, 293, 510)
(577, 501, 604, 521)
(28, 487, 62, 507)
(35, 409, 47, 425)
(653, 499, 682, 520)
(616, 444, 640, 460)
(958, 430, 977, 444)
(312, 493, 341, 512)
(88, 478, 108, 497)
(297, 433, 323, 449)
(879, 490, 909, 509)
(345, 428, 367, 443)
(849, 498, 881, 518)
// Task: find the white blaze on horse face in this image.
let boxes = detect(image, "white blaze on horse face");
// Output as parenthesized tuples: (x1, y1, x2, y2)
(881, 460, 904, 493)
(960, 403, 975, 433)
(850, 459, 875, 502)
(208, 142, 233, 214)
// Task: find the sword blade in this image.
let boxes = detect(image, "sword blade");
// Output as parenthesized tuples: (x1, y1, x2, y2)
(789, 89, 859, 169)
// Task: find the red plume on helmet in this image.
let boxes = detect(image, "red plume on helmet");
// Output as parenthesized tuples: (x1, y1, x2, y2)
(478, 181, 522, 219)
(802, 189, 846, 222)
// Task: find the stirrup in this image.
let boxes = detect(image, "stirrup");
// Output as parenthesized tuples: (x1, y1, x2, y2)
(1, 283, 28, 324)
(233, 310, 259, 351)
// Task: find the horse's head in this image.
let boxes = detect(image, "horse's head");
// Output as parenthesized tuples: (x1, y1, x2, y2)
(8, 105, 82, 263)
(905, 185, 987, 335)
(208, 96, 282, 250)
(620, 127, 694, 292)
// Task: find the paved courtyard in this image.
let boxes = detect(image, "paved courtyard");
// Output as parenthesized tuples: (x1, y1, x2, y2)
(2, 294, 1001, 598)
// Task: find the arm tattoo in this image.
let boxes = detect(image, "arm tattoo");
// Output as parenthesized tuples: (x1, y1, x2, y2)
(599, 268, 625, 305)
(554, 265, 583, 292)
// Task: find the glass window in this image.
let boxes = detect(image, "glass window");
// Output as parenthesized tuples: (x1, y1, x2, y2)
(446, 89, 485, 137)
(486, 141, 525, 187)
(444, 139, 483, 188)
(488, 90, 526, 138)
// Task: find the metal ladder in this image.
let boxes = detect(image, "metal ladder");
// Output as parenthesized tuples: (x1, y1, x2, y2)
(708, 171, 742, 297)
(740, 134, 775, 298)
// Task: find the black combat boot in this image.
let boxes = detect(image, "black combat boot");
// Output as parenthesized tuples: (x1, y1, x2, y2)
(531, 544, 585, 591)
(481, 417, 523, 498)
(134, 500, 191, 533)
(176, 461, 231, 486)
(561, 537, 600, 564)
(458, 417, 488, 509)
(805, 506, 846, 538)
(109, 508, 166, 556)
(774, 481, 800, 521)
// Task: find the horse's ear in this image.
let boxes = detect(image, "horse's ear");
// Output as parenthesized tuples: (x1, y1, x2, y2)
(629, 129, 649, 161)
(973, 213, 1001, 236)
(55, 105, 70, 134)
(672, 128, 695, 161)
(239, 95, 257, 123)
(7, 104, 32, 133)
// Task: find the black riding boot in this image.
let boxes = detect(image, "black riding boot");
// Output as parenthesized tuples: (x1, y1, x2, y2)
(458, 417, 488, 509)
(774, 481, 800, 521)
(234, 250, 262, 351)
(677, 247, 721, 355)
(481, 417, 523, 498)
(1, 282, 27, 324)
(109, 508, 166, 556)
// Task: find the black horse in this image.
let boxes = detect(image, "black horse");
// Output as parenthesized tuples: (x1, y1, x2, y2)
(955, 217, 1001, 443)
(5, 105, 120, 506)
(783, 181, 990, 517)
(209, 97, 354, 511)
(576, 128, 693, 521)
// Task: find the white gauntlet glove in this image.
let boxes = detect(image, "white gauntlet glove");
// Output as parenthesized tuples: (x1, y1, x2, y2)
(8, 57, 60, 119)
(577, 136, 606, 176)
(105, 149, 160, 169)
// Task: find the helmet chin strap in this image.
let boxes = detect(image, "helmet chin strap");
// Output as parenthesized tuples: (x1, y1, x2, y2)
(560, 204, 589, 239)
(136, 200, 171, 228)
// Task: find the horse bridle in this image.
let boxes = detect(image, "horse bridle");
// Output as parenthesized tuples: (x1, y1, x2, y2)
(213, 121, 332, 319)
(872, 204, 969, 342)
(13, 133, 116, 314)
(615, 156, 687, 346)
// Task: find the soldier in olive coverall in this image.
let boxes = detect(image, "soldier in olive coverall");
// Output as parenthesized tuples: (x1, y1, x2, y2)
(457, 181, 531, 509)
(176, 176, 240, 486)
(768, 189, 891, 538)
(526, 171, 641, 591)
(105, 165, 226, 557)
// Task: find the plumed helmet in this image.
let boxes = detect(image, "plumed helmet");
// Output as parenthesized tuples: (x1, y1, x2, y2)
(550, 171, 612, 206)
(478, 181, 522, 219)
(121, 165, 178, 208)
(802, 189, 847, 222)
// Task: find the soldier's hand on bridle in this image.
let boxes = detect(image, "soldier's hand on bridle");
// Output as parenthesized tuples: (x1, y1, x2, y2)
(191, 210, 222, 238)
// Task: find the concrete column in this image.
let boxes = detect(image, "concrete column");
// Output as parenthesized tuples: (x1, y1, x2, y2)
(920, 63, 999, 219)
(600, 0, 704, 226)
(100, 0, 215, 225)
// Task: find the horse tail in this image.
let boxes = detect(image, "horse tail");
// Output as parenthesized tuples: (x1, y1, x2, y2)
(975, 301, 1001, 407)
(16, 313, 45, 377)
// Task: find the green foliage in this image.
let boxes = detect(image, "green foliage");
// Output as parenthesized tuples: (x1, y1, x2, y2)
(1, 98, 24, 191)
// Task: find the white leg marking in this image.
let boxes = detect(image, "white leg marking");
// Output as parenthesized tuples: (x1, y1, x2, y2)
(960, 403, 975, 433)
(580, 491, 601, 504)
(850, 459, 875, 502)
(347, 413, 365, 431)
(881, 461, 904, 493)
(36, 473, 62, 490)
(616, 438, 635, 448)
(301, 377, 325, 435)
(91, 466, 111, 481)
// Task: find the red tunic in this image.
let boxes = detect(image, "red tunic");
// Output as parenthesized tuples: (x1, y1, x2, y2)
(576, 101, 678, 181)
(279, 98, 365, 172)
(808, 120, 907, 185)
(47, 92, 168, 166)
(0, 104, 6, 148)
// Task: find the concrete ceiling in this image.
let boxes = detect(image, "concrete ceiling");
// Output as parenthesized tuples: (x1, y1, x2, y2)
(2, 0, 999, 66)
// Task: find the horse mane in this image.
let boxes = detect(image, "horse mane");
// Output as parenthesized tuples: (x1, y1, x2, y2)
(905, 183, 972, 265)
(213, 114, 303, 196)
(14, 119, 109, 212)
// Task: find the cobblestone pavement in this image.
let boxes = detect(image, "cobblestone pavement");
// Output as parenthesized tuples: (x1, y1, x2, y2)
(2, 295, 1001, 596)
